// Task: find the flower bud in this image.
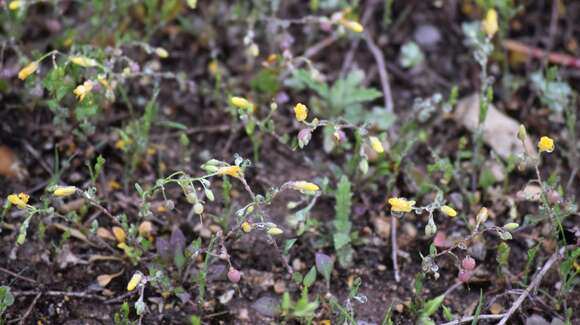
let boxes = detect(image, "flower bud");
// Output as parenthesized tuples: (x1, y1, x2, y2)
(462, 256, 476, 271)
(241, 221, 252, 233)
(112, 226, 127, 243)
(164, 200, 175, 210)
(503, 223, 519, 231)
(186, 192, 198, 204)
(476, 207, 488, 224)
(267, 227, 284, 236)
(138, 221, 153, 239)
(547, 189, 562, 204)
(298, 128, 312, 148)
(227, 267, 241, 283)
(517, 124, 527, 141)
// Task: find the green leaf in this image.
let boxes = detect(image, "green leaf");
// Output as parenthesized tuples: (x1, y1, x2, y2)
(471, 290, 484, 325)
(303, 266, 317, 288)
(421, 294, 444, 317)
(286, 69, 328, 97)
(333, 232, 351, 250)
(250, 69, 280, 95)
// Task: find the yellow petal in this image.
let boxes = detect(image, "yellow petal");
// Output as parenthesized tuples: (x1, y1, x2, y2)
(388, 197, 415, 213)
(267, 227, 284, 236)
(230, 97, 254, 110)
(18, 62, 39, 80)
(69, 56, 98, 67)
(112, 226, 127, 243)
(537, 136, 555, 153)
(369, 136, 384, 154)
(482, 9, 498, 38)
(216, 165, 241, 177)
(291, 181, 320, 193)
(53, 186, 77, 197)
(9, 1, 23, 10)
(440, 205, 458, 217)
(293, 103, 308, 122)
(241, 221, 252, 233)
(127, 272, 143, 292)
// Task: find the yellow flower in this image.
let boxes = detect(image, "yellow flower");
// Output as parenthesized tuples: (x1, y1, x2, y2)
(369, 136, 384, 154)
(340, 19, 364, 33)
(388, 197, 415, 213)
(267, 227, 284, 236)
(208, 60, 219, 76)
(293, 103, 308, 122)
(112, 226, 127, 243)
(217, 165, 241, 177)
(69, 56, 98, 67)
(482, 9, 498, 38)
(18, 61, 39, 80)
(127, 272, 143, 292)
(440, 205, 458, 217)
(230, 96, 254, 110)
(7, 193, 29, 209)
(241, 221, 252, 233)
(291, 181, 320, 193)
(73, 80, 93, 101)
(538, 136, 555, 153)
(154, 47, 169, 58)
(97, 74, 112, 91)
(53, 186, 77, 197)
(8, 1, 23, 10)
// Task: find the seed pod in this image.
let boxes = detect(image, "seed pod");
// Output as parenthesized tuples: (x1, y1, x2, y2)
(193, 203, 204, 215)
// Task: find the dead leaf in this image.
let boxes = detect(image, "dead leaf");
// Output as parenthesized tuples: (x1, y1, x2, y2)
(97, 227, 115, 241)
(56, 244, 88, 269)
(97, 269, 124, 287)
(53, 223, 91, 244)
(516, 184, 542, 202)
(0, 145, 26, 179)
(454, 94, 537, 161)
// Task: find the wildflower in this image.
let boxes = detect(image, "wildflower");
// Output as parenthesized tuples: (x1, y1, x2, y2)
(340, 19, 364, 33)
(7, 193, 29, 209)
(291, 181, 320, 193)
(458, 269, 472, 283)
(8, 1, 23, 10)
(369, 136, 384, 154)
(216, 165, 241, 177)
(69, 56, 98, 67)
(267, 227, 284, 236)
(440, 205, 458, 217)
(73, 80, 93, 101)
(293, 103, 308, 122)
(112, 226, 127, 243)
(388, 197, 415, 213)
(538, 136, 555, 153)
(208, 60, 219, 75)
(115, 138, 133, 150)
(53, 186, 77, 197)
(241, 221, 252, 233)
(230, 96, 254, 111)
(18, 61, 39, 80)
(481, 9, 498, 38)
(97, 74, 112, 91)
(127, 272, 143, 292)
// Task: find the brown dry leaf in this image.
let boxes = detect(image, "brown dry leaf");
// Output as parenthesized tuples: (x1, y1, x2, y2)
(516, 184, 542, 202)
(97, 227, 116, 241)
(97, 269, 124, 287)
(454, 94, 537, 161)
(53, 223, 91, 244)
(0, 145, 26, 179)
(89, 254, 124, 263)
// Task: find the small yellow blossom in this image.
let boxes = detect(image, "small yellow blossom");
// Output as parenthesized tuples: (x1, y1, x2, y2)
(109, 180, 122, 190)
(241, 221, 252, 233)
(388, 197, 415, 213)
(440, 205, 458, 217)
(340, 19, 364, 33)
(267, 227, 284, 236)
(217, 165, 241, 177)
(7, 193, 29, 209)
(8, 1, 23, 10)
(97, 74, 112, 91)
(53, 186, 77, 197)
(154, 47, 169, 58)
(230, 96, 254, 110)
(112, 226, 127, 243)
(369, 136, 384, 154)
(127, 272, 143, 292)
(18, 61, 39, 80)
(291, 181, 320, 193)
(538, 136, 555, 153)
(208, 60, 219, 76)
(293, 103, 308, 122)
(69, 56, 98, 67)
(73, 80, 93, 101)
(482, 9, 498, 38)
(115, 138, 133, 150)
